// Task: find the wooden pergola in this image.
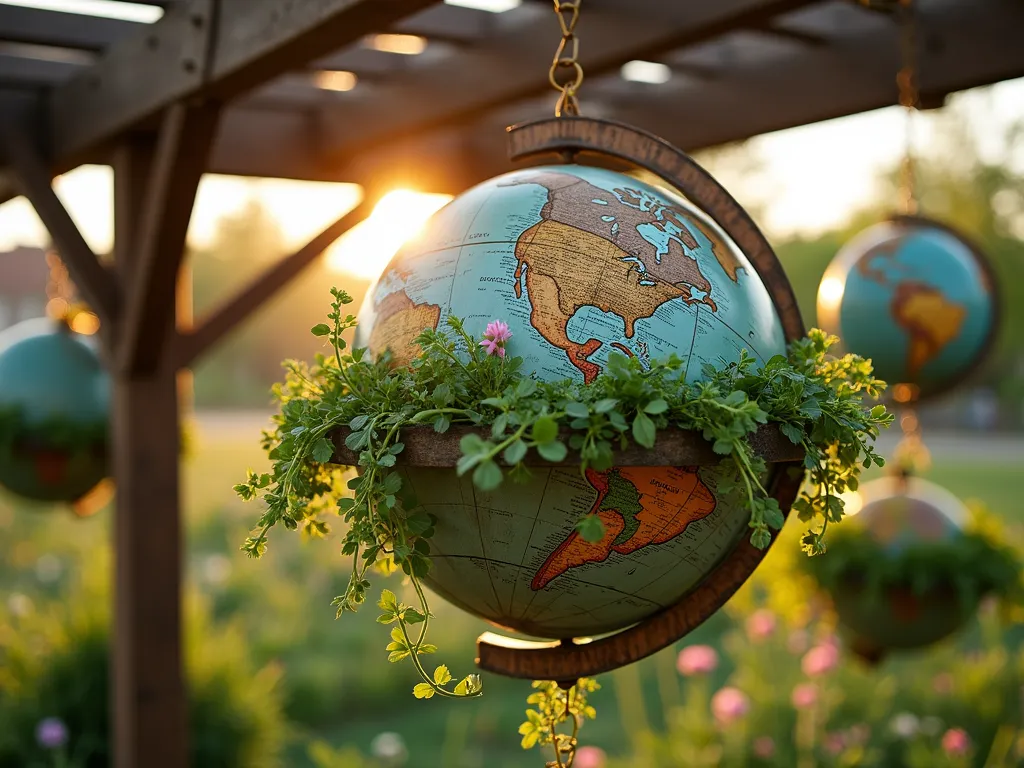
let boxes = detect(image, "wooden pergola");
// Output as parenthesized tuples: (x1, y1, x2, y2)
(0, 0, 1021, 765)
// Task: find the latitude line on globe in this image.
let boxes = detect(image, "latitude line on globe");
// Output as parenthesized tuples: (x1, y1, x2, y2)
(444, 191, 495, 312)
(466, 470, 506, 617)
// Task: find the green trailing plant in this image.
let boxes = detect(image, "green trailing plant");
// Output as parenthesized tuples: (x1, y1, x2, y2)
(518, 679, 600, 767)
(803, 506, 1023, 607)
(0, 408, 106, 454)
(235, 287, 891, 707)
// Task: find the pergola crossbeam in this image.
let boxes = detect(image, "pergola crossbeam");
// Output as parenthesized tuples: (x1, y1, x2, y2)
(47, 0, 440, 171)
(174, 195, 376, 367)
(0, 121, 119, 328)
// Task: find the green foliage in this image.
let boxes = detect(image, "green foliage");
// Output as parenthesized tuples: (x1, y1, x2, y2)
(518, 679, 599, 767)
(237, 287, 890, 707)
(0, 591, 286, 767)
(802, 508, 1023, 608)
(0, 406, 106, 454)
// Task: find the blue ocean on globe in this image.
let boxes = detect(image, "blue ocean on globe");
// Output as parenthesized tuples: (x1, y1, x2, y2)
(818, 219, 995, 397)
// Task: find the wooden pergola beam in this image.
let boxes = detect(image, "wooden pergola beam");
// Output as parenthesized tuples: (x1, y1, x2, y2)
(0, 4, 140, 52)
(118, 102, 221, 375)
(47, 0, 440, 170)
(0, 121, 119, 329)
(174, 195, 377, 368)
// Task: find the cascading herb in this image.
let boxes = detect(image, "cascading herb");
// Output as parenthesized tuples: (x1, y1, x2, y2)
(236, 288, 892, 703)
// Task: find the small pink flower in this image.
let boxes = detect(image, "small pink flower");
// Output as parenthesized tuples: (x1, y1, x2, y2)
(573, 746, 607, 768)
(746, 609, 777, 642)
(676, 644, 718, 676)
(824, 732, 845, 756)
(479, 319, 512, 357)
(942, 728, 971, 757)
(802, 643, 840, 677)
(753, 736, 775, 759)
(711, 686, 750, 724)
(791, 682, 818, 710)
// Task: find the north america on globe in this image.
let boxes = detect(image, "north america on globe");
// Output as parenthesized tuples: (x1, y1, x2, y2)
(355, 164, 787, 638)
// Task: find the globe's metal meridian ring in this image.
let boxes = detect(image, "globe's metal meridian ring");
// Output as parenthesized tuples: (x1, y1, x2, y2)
(475, 117, 807, 681)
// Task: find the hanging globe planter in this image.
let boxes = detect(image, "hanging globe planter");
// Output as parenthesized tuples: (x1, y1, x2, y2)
(803, 476, 1020, 664)
(0, 318, 110, 505)
(816, 215, 999, 403)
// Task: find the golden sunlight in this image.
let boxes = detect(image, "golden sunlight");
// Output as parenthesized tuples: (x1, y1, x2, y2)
(326, 190, 452, 281)
(817, 276, 846, 310)
(839, 489, 864, 517)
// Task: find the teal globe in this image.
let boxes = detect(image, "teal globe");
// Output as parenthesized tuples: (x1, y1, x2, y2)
(355, 164, 792, 638)
(817, 217, 997, 401)
(0, 318, 109, 503)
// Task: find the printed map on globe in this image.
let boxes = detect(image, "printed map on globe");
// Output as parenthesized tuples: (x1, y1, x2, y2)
(356, 165, 787, 638)
(818, 220, 995, 397)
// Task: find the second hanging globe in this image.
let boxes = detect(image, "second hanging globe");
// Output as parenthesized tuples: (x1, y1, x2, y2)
(816, 215, 997, 401)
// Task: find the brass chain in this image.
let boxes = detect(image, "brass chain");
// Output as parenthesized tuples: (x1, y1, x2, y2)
(896, 0, 919, 215)
(548, 1, 584, 117)
(855, 0, 919, 213)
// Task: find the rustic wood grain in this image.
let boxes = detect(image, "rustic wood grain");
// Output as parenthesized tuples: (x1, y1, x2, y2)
(328, 423, 804, 468)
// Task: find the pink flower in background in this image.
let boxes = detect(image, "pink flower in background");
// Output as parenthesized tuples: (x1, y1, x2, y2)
(677, 644, 718, 676)
(480, 320, 512, 357)
(824, 732, 846, 756)
(745, 609, 777, 641)
(791, 682, 818, 710)
(802, 643, 840, 676)
(942, 728, 971, 757)
(573, 746, 607, 768)
(711, 686, 750, 724)
(35, 718, 68, 750)
(753, 736, 776, 759)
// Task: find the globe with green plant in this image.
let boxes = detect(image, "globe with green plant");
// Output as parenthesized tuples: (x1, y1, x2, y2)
(354, 164, 793, 639)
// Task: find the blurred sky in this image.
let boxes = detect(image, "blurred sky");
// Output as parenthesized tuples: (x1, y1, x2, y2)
(0, 64, 1020, 280)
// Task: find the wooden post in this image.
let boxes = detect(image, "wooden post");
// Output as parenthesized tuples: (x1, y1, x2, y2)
(110, 133, 189, 768)
(110, 366, 186, 768)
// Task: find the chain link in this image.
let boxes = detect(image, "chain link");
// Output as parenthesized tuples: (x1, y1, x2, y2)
(548, 1, 583, 117)
(896, 0, 918, 214)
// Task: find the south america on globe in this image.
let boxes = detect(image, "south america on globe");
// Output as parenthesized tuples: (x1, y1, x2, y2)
(817, 217, 996, 401)
(354, 164, 789, 639)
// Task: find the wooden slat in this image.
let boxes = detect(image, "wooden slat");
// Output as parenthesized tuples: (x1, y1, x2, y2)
(298, 0, 819, 162)
(0, 121, 119, 328)
(328, 424, 804, 467)
(0, 5, 141, 51)
(47, 0, 439, 170)
(118, 102, 220, 374)
(174, 195, 376, 367)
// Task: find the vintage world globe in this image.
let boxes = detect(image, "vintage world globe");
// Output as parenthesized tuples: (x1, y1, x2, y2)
(356, 164, 789, 639)
(817, 217, 996, 401)
(829, 477, 973, 658)
(0, 318, 109, 503)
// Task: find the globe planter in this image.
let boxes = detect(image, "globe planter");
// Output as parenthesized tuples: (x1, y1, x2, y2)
(805, 476, 1018, 664)
(0, 318, 109, 504)
(239, 117, 891, 697)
